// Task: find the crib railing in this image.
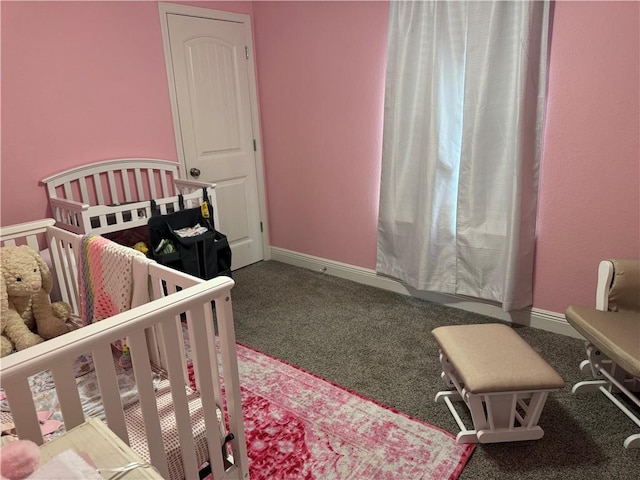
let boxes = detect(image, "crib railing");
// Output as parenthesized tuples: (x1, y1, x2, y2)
(46, 187, 217, 236)
(0, 275, 247, 480)
(0, 221, 80, 312)
(0, 218, 56, 250)
(40, 159, 219, 236)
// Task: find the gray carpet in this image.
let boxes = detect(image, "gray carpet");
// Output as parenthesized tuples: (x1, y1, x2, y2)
(229, 260, 638, 479)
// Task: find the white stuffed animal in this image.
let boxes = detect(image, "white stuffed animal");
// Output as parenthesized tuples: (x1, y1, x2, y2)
(1, 245, 71, 356)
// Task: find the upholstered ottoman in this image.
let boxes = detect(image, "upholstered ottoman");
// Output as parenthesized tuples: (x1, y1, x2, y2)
(432, 323, 564, 444)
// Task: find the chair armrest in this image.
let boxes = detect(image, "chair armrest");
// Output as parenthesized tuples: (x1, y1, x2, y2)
(596, 260, 615, 311)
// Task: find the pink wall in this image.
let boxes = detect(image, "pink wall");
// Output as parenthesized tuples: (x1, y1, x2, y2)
(252, 1, 388, 268)
(2, 1, 638, 315)
(533, 1, 640, 311)
(253, 1, 639, 313)
(0, 1, 252, 226)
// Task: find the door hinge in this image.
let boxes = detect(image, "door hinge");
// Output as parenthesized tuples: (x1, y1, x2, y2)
(260, 222, 263, 233)
(253, 139, 257, 151)
(245, 46, 249, 60)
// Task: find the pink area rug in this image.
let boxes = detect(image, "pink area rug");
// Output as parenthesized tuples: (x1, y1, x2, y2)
(233, 343, 474, 479)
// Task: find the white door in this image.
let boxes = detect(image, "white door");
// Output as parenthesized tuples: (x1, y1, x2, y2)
(165, 12, 264, 270)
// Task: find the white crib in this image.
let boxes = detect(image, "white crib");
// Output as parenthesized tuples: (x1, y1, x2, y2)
(0, 219, 249, 480)
(40, 158, 219, 237)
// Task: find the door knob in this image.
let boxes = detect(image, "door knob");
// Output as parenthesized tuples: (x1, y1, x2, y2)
(190, 167, 201, 178)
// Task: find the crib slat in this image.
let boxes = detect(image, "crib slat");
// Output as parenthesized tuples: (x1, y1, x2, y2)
(143, 325, 162, 369)
(79, 177, 90, 204)
(189, 305, 227, 479)
(25, 236, 40, 253)
(204, 305, 223, 408)
(186, 305, 223, 411)
(128, 330, 170, 480)
(114, 210, 125, 225)
(97, 214, 108, 229)
(51, 360, 85, 430)
(134, 169, 144, 200)
(185, 311, 199, 390)
(148, 277, 169, 367)
(147, 169, 158, 198)
(47, 235, 79, 312)
(3, 378, 44, 445)
(159, 318, 199, 480)
(147, 264, 175, 368)
(62, 181, 73, 202)
(121, 169, 133, 203)
(176, 314, 189, 382)
(63, 243, 79, 311)
(215, 293, 249, 474)
(107, 170, 119, 204)
(92, 343, 129, 444)
(159, 171, 170, 198)
(93, 173, 105, 205)
(148, 279, 179, 370)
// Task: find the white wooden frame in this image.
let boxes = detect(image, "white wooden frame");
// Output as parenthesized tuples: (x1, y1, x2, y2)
(0, 220, 249, 479)
(158, 2, 271, 262)
(40, 158, 219, 236)
(571, 260, 640, 450)
(435, 351, 558, 444)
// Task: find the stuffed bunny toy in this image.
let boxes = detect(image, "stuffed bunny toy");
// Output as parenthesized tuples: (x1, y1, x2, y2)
(1, 246, 71, 356)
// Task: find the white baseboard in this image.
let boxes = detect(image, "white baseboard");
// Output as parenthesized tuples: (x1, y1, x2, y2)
(269, 247, 583, 340)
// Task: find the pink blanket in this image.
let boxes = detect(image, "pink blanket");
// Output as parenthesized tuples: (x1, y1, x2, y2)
(79, 234, 149, 325)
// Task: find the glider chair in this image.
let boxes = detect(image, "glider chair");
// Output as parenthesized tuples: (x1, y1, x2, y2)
(565, 258, 640, 450)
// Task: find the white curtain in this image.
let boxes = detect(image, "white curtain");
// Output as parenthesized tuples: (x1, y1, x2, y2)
(377, 1, 551, 311)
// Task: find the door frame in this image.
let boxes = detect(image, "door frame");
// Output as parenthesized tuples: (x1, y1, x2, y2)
(158, 2, 271, 261)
